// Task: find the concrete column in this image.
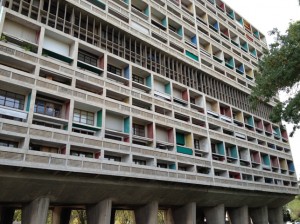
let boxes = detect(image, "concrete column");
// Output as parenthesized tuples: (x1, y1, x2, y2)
(204, 204, 225, 224)
(268, 207, 283, 224)
(172, 202, 196, 224)
(22, 197, 50, 224)
(228, 206, 249, 224)
(0, 207, 15, 224)
(52, 207, 71, 224)
(135, 201, 158, 224)
(249, 206, 268, 224)
(87, 199, 112, 224)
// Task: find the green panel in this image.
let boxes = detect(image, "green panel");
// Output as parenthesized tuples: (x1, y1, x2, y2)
(241, 42, 248, 52)
(72, 123, 100, 131)
(88, 0, 106, 10)
(230, 146, 238, 158)
(176, 132, 185, 145)
(146, 75, 152, 87)
(169, 164, 176, 170)
(238, 18, 243, 26)
(253, 31, 259, 38)
(225, 58, 234, 69)
(177, 145, 193, 155)
(247, 116, 254, 126)
(161, 17, 167, 27)
(177, 26, 183, 36)
(123, 117, 130, 133)
(96, 110, 102, 127)
(77, 61, 103, 75)
(63, 125, 68, 130)
(124, 0, 129, 3)
(217, 142, 225, 155)
(26, 92, 31, 112)
(227, 11, 234, 20)
(165, 83, 171, 94)
(42, 49, 73, 63)
(144, 6, 149, 16)
(263, 155, 270, 166)
(185, 51, 199, 61)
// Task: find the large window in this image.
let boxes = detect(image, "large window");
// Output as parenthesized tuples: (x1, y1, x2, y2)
(73, 109, 94, 125)
(107, 64, 122, 76)
(132, 123, 145, 137)
(0, 90, 25, 110)
(34, 99, 62, 117)
(78, 50, 98, 66)
(0, 139, 18, 148)
(194, 139, 200, 149)
(132, 74, 144, 84)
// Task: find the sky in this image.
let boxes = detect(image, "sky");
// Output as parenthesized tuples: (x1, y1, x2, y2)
(222, 0, 300, 178)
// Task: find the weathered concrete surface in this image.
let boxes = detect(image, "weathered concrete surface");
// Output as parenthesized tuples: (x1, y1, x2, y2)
(250, 206, 268, 224)
(135, 201, 158, 224)
(204, 204, 225, 224)
(268, 207, 284, 224)
(87, 199, 112, 224)
(22, 197, 49, 224)
(228, 206, 249, 224)
(172, 202, 196, 224)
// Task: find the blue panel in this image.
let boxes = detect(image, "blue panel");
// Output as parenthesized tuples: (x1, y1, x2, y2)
(213, 21, 219, 31)
(161, 17, 167, 27)
(217, 142, 225, 155)
(124, 65, 130, 79)
(26, 92, 31, 112)
(169, 164, 176, 170)
(191, 35, 197, 45)
(123, 117, 130, 133)
(177, 26, 183, 36)
(144, 6, 149, 16)
(165, 83, 171, 94)
(146, 75, 152, 87)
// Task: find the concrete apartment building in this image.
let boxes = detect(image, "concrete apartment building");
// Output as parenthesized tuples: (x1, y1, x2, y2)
(0, 0, 298, 223)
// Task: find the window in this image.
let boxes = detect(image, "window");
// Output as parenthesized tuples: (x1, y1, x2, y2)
(70, 150, 93, 158)
(194, 139, 200, 149)
(33, 120, 61, 129)
(107, 64, 122, 76)
(72, 128, 95, 136)
(105, 155, 121, 162)
(133, 159, 146, 165)
(0, 90, 25, 110)
(132, 74, 144, 84)
(157, 163, 167, 168)
(132, 123, 145, 137)
(0, 139, 18, 148)
(78, 51, 98, 66)
(34, 99, 62, 117)
(73, 109, 94, 125)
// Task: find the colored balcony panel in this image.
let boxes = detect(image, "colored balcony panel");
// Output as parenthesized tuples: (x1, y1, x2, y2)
(216, 0, 225, 11)
(226, 8, 235, 20)
(261, 153, 271, 169)
(151, 7, 167, 30)
(212, 45, 223, 64)
(86, 0, 105, 10)
(287, 161, 295, 173)
(185, 50, 199, 61)
(177, 145, 193, 155)
(224, 53, 234, 69)
(131, 0, 149, 20)
(208, 16, 219, 33)
(43, 49, 73, 63)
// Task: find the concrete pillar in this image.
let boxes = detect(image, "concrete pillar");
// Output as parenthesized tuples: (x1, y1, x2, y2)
(204, 204, 225, 224)
(135, 201, 158, 224)
(22, 197, 50, 224)
(172, 202, 196, 224)
(249, 206, 268, 224)
(268, 207, 283, 224)
(52, 207, 71, 224)
(228, 206, 249, 224)
(87, 199, 112, 224)
(0, 207, 15, 224)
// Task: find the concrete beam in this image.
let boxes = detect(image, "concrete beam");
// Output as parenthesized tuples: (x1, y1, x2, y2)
(172, 202, 196, 224)
(22, 197, 50, 224)
(228, 206, 249, 224)
(52, 207, 71, 224)
(0, 207, 15, 224)
(135, 201, 158, 224)
(204, 204, 225, 224)
(249, 206, 268, 224)
(268, 207, 283, 224)
(87, 199, 112, 224)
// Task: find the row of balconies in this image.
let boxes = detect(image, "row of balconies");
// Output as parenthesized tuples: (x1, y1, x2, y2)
(0, 131, 297, 190)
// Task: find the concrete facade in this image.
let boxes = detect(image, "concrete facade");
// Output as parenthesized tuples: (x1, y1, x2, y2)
(0, 0, 298, 223)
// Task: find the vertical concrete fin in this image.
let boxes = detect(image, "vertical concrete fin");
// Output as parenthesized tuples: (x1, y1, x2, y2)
(172, 202, 196, 224)
(22, 197, 50, 224)
(249, 206, 268, 224)
(135, 201, 158, 224)
(87, 199, 112, 224)
(228, 206, 249, 224)
(204, 204, 225, 224)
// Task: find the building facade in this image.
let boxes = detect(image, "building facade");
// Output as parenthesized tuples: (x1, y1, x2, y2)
(0, 0, 298, 223)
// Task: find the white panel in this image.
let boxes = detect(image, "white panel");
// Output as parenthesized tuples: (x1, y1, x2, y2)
(154, 80, 165, 92)
(43, 36, 70, 56)
(131, 21, 149, 35)
(206, 101, 212, 110)
(105, 113, 123, 132)
(3, 20, 37, 43)
(173, 89, 182, 98)
(156, 127, 168, 142)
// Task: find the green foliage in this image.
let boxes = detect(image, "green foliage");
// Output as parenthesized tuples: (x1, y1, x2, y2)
(287, 195, 300, 221)
(250, 21, 300, 136)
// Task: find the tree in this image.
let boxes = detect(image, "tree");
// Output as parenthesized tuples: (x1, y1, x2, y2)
(286, 195, 300, 221)
(250, 21, 300, 136)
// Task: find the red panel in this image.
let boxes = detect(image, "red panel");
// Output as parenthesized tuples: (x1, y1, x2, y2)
(168, 129, 174, 143)
(147, 123, 154, 139)
(182, 90, 189, 101)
